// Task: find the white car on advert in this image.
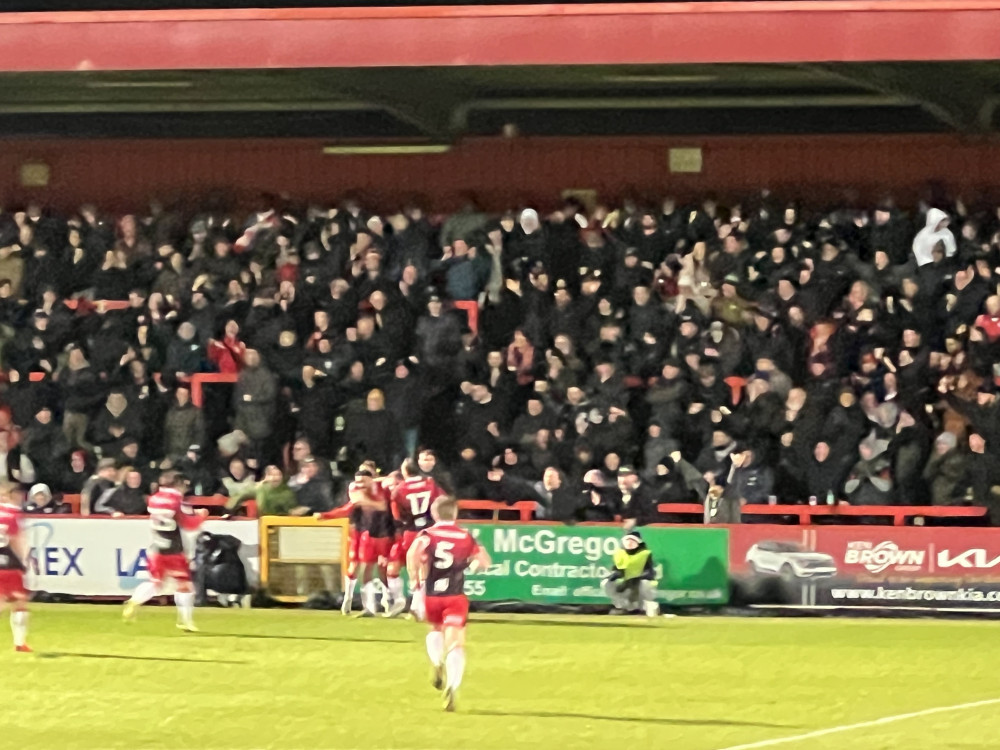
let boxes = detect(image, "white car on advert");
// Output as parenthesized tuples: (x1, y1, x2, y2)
(746, 540, 838, 580)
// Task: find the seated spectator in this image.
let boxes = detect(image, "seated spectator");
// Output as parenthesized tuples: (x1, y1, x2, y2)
(80, 457, 118, 515)
(23, 483, 71, 514)
(288, 456, 333, 515)
(94, 467, 147, 515)
(219, 457, 257, 498)
(227, 464, 296, 516)
(59, 450, 92, 494)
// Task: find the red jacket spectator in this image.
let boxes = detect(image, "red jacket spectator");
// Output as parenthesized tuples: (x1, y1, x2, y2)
(208, 321, 247, 374)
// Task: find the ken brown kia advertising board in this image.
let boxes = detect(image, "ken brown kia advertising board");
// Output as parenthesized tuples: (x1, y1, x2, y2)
(730, 526, 1000, 609)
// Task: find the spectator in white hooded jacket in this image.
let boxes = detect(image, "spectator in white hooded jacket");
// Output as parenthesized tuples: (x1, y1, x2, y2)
(912, 208, 957, 266)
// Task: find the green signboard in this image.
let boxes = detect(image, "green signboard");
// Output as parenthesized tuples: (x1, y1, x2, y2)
(463, 524, 729, 606)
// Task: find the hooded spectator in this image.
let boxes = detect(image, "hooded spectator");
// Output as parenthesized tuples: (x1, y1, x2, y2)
(912, 208, 957, 267)
(23, 482, 71, 514)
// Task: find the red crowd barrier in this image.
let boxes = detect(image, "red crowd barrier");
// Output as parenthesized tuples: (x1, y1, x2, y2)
(458, 499, 535, 522)
(54, 494, 987, 527)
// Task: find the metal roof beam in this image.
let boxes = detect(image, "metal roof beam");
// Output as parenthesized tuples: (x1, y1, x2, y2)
(451, 94, 910, 132)
(801, 63, 987, 133)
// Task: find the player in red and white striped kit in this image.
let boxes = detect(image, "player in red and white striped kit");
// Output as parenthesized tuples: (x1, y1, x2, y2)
(0, 493, 31, 652)
(317, 463, 395, 616)
(386, 459, 444, 617)
(122, 471, 208, 631)
(407, 496, 490, 712)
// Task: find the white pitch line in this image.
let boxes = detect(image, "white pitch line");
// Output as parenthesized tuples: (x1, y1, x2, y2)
(716, 697, 1000, 750)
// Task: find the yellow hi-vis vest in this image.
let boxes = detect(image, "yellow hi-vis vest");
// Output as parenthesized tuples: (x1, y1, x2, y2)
(612, 548, 651, 581)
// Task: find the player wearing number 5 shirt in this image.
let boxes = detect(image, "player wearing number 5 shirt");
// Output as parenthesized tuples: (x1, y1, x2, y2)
(123, 471, 207, 631)
(407, 496, 490, 712)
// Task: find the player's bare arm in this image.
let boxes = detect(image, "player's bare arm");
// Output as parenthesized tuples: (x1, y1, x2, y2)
(407, 535, 430, 588)
(469, 545, 491, 573)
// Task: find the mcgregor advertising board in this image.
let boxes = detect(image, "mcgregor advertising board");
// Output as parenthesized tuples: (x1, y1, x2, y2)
(21, 518, 259, 596)
(730, 525, 1000, 609)
(465, 524, 728, 606)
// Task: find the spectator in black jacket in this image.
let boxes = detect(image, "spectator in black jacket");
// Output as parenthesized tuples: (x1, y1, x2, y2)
(21, 405, 70, 489)
(89, 390, 144, 457)
(80, 457, 118, 515)
(288, 456, 333, 515)
(575, 469, 619, 523)
(59, 450, 91, 494)
(344, 388, 402, 473)
(616, 466, 657, 528)
(94, 467, 147, 515)
(59, 345, 103, 450)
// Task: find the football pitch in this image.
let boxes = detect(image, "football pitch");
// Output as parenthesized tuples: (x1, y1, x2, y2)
(3, 605, 998, 750)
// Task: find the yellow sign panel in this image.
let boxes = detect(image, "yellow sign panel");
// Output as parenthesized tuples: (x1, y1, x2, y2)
(20, 162, 50, 187)
(259, 516, 350, 603)
(669, 148, 703, 174)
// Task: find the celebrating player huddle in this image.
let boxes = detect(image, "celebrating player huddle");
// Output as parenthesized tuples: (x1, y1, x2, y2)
(319, 457, 490, 711)
(318, 458, 446, 618)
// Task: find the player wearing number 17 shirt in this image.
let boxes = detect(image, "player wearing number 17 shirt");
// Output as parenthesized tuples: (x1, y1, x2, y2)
(385, 459, 444, 617)
(407, 496, 490, 712)
(123, 471, 208, 631)
(0, 492, 31, 652)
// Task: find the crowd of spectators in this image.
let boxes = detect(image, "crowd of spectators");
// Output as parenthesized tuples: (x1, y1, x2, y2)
(2, 190, 1000, 524)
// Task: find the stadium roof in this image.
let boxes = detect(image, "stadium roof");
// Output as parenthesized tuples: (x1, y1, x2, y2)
(1, 3, 1000, 139)
(2, 62, 999, 140)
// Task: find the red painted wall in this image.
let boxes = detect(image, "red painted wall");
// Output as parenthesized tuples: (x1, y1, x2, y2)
(4, 135, 1000, 214)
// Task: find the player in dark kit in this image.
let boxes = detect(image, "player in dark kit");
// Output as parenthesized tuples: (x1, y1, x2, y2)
(123, 471, 208, 631)
(386, 459, 444, 617)
(0, 489, 31, 652)
(407, 496, 490, 712)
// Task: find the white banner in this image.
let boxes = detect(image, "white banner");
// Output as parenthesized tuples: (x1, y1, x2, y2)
(21, 518, 259, 596)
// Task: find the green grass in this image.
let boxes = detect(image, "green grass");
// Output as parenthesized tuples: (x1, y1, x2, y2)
(1, 605, 998, 749)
